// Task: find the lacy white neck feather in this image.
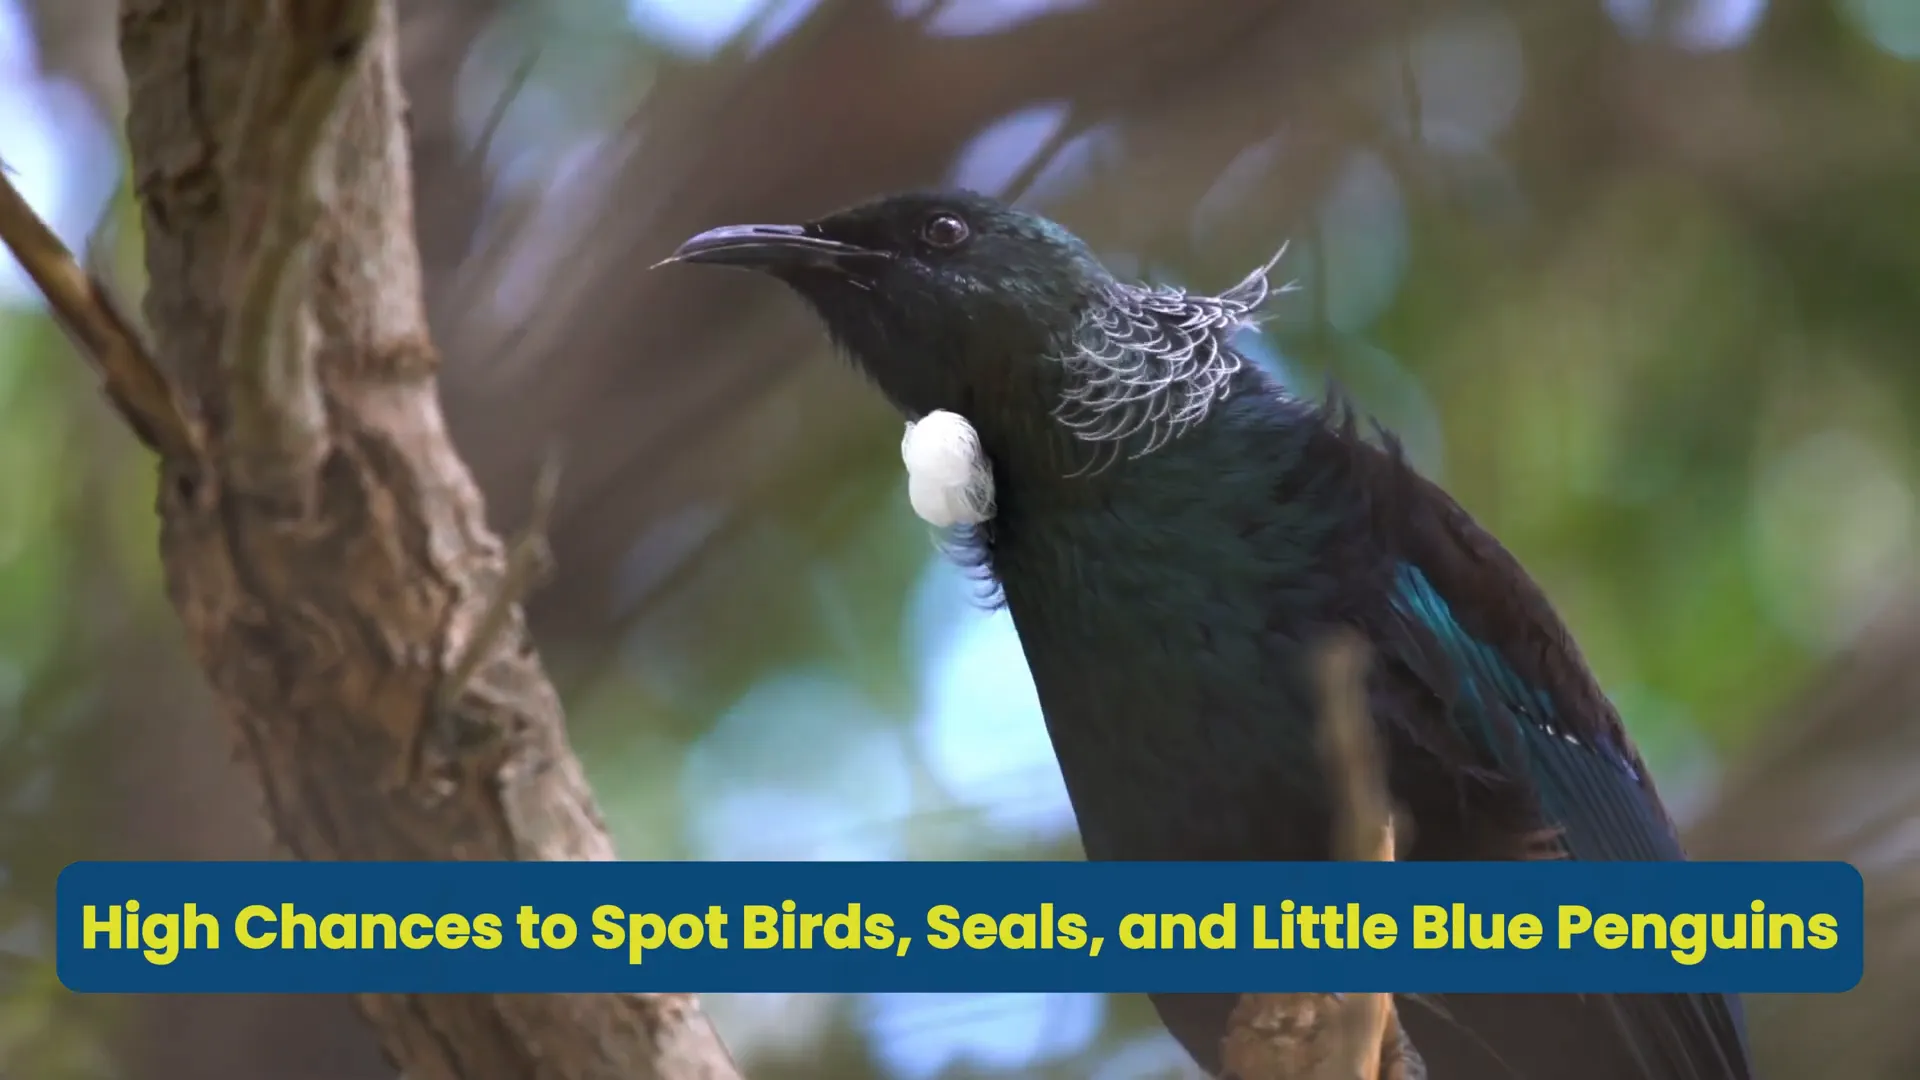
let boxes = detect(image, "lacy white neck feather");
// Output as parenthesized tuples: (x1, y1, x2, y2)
(1052, 245, 1291, 475)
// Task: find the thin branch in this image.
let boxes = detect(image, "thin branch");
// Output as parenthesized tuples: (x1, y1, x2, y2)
(217, 0, 382, 502)
(0, 169, 199, 460)
(1219, 633, 1425, 1080)
(465, 41, 543, 180)
(1318, 634, 1392, 865)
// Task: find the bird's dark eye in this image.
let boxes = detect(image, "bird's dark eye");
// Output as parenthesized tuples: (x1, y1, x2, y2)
(921, 213, 970, 249)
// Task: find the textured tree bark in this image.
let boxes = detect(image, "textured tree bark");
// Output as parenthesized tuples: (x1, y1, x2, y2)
(91, 2, 743, 1077)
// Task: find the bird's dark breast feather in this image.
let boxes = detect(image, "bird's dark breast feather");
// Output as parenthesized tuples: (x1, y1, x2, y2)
(989, 391, 1751, 1080)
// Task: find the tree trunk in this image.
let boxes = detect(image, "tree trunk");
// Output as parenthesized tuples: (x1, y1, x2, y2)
(89, 3, 744, 1077)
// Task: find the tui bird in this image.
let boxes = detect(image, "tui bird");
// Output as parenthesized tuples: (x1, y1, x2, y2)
(665, 190, 1754, 1080)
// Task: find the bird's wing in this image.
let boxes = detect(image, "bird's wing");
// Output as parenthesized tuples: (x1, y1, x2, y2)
(1346, 434, 1754, 1080)
(1383, 559, 1678, 861)
(1325, 414, 1675, 858)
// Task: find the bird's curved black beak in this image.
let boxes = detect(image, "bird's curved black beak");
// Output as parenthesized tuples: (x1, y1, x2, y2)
(658, 224, 884, 274)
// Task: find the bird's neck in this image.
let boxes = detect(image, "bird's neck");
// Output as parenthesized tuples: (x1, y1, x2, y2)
(981, 363, 1316, 511)
(986, 374, 1351, 626)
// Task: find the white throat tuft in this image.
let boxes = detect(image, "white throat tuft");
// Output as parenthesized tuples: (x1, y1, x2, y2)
(901, 410, 996, 528)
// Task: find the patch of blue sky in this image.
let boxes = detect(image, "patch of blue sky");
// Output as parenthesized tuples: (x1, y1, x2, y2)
(625, 0, 824, 58)
(1606, 0, 1769, 50)
(948, 101, 1122, 208)
(949, 101, 1071, 196)
(859, 991, 1105, 1080)
(1234, 328, 1303, 390)
(894, 0, 1095, 39)
(0, 0, 118, 308)
(908, 556, 1077, 842)
(680, 669, 916, 860)
(1090, 1031, 1211, 1079)
(1020, 122, 1123, 207)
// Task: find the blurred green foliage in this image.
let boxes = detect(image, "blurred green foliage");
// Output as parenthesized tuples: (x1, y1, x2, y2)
(0, 303, 152, 1077)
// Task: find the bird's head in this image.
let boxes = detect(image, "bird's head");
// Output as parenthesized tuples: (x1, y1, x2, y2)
(667, 190, 1286, 479)
(663, 190, 1110, 427)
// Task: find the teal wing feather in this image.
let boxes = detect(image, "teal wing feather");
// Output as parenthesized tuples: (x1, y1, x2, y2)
(1380, 558, 1753, 1080)
(1387, 562, 1679, 862)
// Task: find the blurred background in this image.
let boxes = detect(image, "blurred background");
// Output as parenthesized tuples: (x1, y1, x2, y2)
(2, 0, 1919, 1077)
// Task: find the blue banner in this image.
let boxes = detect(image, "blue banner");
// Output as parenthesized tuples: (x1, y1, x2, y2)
(57, 860, 1861, 994)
